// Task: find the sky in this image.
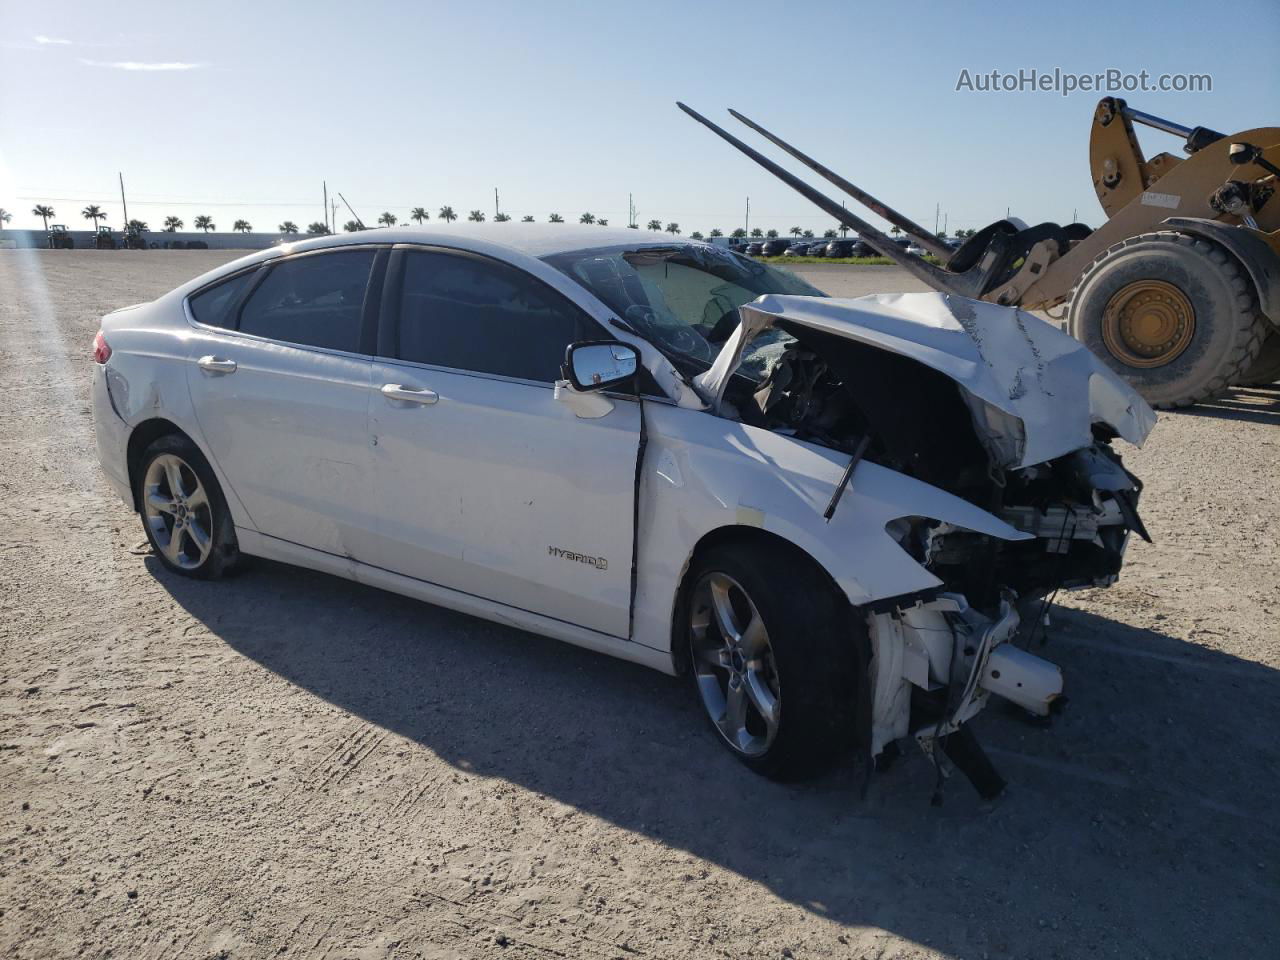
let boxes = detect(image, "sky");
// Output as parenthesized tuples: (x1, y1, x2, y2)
(2, 0, 1277, 237)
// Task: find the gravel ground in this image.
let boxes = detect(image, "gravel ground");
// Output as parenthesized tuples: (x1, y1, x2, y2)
(1, 250, 1277, 960)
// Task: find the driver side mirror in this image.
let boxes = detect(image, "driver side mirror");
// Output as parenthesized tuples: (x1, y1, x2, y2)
(563, 341, 638, 392)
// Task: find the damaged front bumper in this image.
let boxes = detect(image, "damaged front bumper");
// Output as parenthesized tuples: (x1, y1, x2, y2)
(868, 592, 1063, 800)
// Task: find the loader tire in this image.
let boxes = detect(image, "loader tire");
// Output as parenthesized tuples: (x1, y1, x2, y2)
(1240, 330, 1280, 386)
(1067, 231, 1267, 408)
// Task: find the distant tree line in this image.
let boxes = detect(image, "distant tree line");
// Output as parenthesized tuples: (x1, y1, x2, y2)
(3, 200, 988, 242)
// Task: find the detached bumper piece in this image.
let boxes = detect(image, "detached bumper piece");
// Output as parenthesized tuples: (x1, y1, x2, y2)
(873, 592, 1065, 802)
(980, 643, 1064, 717)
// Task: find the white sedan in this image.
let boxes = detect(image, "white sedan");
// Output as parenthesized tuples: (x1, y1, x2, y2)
(91, 226, 1155, 794)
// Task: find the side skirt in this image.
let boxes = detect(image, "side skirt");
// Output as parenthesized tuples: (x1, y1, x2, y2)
(235, 528, 677, 676)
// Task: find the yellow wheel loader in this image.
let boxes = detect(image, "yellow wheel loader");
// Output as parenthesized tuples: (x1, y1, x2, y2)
(680, 98, 1280, 406)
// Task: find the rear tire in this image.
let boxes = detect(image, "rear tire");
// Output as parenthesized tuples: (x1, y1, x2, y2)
(1241, 330, 1280, 386)
(683, 542, 861, 781)
(1067, 231, 1267, 408)
(135, 435, 240, 579)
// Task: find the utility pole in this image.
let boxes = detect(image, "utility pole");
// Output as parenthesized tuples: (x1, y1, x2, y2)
(323, 181, 329, 233)
(119, 172, 129, 231)
(745, 196, 749, 236)
(495, 188, 499, 219)
(628, 193, 633, 228)
(331, 198, 340, 231)
(934, 202, 940, 234)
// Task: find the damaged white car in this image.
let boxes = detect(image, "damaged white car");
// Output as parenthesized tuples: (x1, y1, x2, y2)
(91, 227, 1154, 797)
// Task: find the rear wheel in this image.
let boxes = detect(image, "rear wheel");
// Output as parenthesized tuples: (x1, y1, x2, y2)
(684, 542, 860, 781)
(1241, 330, 1280, 386)
(1068, 232, 1267, 408)
(136, 435, 240, 579)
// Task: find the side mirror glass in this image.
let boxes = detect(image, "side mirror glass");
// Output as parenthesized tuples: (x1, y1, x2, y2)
(564, 341, 638, 392)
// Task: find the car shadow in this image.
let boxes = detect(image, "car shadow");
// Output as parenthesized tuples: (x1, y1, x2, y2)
(1172, 384, 1280, 425)
(151, 556, 1280, 956)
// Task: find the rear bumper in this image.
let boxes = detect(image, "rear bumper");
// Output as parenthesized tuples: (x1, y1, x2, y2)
(91, 365, 132, 507)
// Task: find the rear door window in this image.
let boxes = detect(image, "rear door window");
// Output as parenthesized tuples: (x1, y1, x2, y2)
(237, 249, 376, 352)
(395, 250, 604, 383)
(188, 269, 257, 328)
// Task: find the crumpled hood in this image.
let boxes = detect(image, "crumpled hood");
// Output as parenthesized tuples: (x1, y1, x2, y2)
(697, 291, 1156, 468)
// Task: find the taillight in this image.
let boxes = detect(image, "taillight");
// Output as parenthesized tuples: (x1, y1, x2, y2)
(93, 330, 111, 364)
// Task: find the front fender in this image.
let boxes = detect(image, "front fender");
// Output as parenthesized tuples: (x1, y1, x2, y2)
(630, 405, 1028, 657)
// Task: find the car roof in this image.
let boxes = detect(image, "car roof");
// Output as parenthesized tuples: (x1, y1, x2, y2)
(169, 223, 717, 303)
(266, 223, 686, 259)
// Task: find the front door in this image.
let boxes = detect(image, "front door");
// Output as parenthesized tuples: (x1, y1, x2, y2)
(367, 247, 640, 638)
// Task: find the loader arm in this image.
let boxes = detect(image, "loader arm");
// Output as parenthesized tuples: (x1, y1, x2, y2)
(727, 109, 953, 260)
(677, 102, 1015, 299)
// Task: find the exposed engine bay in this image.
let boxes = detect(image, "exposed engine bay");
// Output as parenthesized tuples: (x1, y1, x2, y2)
(742, 334, 1148, 610)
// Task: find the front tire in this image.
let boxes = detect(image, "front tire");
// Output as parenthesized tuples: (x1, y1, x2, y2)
(684, 542, 861, 781)
(1067, 232, 1266, 408)
(135, 435, 240, 579)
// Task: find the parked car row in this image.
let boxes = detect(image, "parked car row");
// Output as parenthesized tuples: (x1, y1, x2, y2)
(743, 237, 880, 258)
(740, 235, 961, 260)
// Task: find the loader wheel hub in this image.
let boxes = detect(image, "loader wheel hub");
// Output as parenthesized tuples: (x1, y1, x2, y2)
(1102, 280, 1196, 368)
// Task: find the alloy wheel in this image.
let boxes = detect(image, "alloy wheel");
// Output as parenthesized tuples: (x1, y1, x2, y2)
(689, 571, 781, 757)
(142, 454, 213, 570)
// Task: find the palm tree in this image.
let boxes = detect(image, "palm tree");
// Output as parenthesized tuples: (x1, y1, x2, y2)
(467, 210, 485, 222)
(306, 222, 329, 235)
(0, 209, 11, 229)
(709, 228, 723, 238)
(232, 219, 252, 233)
(665, 223, 680, 235)
(279, 221, 299, 234)
(82, 205, 106, 230)
(579, 212, 595, 224)
(839, 224, 850, 237)
(163, 216, 184, 232)
(731, 228, 746, 239)
(802, 229, 814, 239)
(690, 231, 704, 240)
(127, 219, 149, 233)
(521, 215, 535, 222)
(410, 207, 429, 225)
(766, 229, 778, 239)
(494, 212, 511, 222)
(646, 219, 661, 231)
(343, 220, 363, 232)
(597, 218, 608, 227)
(378, 211, 398, 227)
(890, 225, 902, 236)
(823, 229, 837, 239)
(790, 226, 802, 238)
(32, 204, 55, 231)
(548, 213, 564, 223)
(193, 215, 214, 233)
(438, 206, 457, 223)
(750, 228, 763, 238)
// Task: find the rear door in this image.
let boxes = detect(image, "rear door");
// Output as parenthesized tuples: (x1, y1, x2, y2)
(184, 246, 387, 557)
(365, 246, 641, 638)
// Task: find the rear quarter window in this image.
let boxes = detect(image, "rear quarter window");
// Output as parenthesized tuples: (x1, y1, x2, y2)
(187, 269, 258, 328)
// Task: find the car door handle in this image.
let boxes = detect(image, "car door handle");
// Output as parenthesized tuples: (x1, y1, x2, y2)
(197, 355, 237, 375)
(381, 383, 439, 405)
